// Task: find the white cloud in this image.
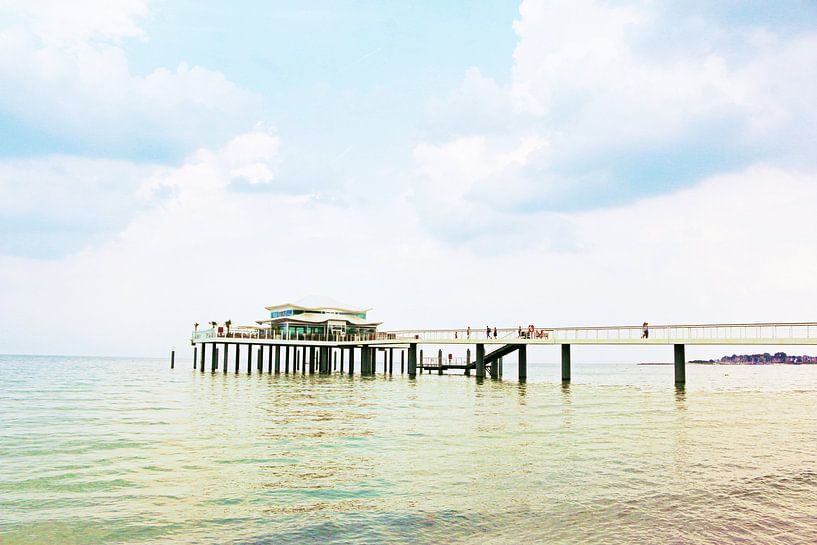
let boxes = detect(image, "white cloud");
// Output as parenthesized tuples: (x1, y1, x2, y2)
(418, 0, 817, 233)
(0, 0, 262, 156)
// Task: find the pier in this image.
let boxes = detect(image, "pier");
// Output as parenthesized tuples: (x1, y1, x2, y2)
(188, 300, 817, 385)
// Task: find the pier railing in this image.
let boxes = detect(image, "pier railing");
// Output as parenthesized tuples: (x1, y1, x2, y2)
(191, 327, 397, 343)
(383, 322, 817, 344)
(192, 322, 817, 345)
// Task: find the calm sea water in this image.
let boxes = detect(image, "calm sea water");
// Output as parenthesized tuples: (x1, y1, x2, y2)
(1, 353, 816, 544)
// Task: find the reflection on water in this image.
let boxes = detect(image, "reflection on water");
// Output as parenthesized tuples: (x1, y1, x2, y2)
(1, 356, 816, 544)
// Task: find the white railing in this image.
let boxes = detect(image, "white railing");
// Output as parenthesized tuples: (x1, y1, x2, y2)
(191, 327, 396, 343)
(192, 322, 817, 345)
(385, 322, 817, 344)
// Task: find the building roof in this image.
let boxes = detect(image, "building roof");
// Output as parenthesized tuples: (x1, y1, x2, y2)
(264, 295, 371, 314)
(257, 312, 381, 327)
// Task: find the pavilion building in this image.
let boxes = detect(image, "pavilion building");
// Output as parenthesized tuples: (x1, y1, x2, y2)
(256, 297, 381, 341)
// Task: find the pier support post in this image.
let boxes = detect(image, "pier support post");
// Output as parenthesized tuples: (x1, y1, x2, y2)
(401, 350, 405, 374)
(267, 346, 273, 373)
(192, 346, 196, 369)
(321, 347, 330, 374)
(561, 344, 571, 382)
(389, 348, 394, 375)
(275, 346, 281, 374)
(674, 344, 686, 384)
(309, 347, 316, 374)
(284, 346, 290, 373)
(257, 346, 263, 372)
(223, 344, 228, 373)
(340, 348, 345, 373)
(200, 343, 206, 372)
(419, 349, 424, 373)
(408, 344, 417, 376)
(333, 350, 337, 372)
(211, 345, 217, 372)
(491, 355, 501, 379)
(465, 348, 471, 376)
(235, 344, 240, 373)
(518, 345, 527, 381)
(438, 349, 443, 375)
(476, 344, 485, 378)
(247, 345, 252, 374)
(171, 349, 175, 369)
(349, 347, 356, 375)
(361, 347, 369, 375)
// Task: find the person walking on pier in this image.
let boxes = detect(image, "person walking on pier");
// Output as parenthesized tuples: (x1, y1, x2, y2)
(641, 322, 649, 339)
(467, 326, 471, 339)
(493, 327, 498, 339)
(486, 325, 491, 339)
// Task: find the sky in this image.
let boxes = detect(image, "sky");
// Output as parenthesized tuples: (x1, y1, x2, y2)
(1, 0, 816, 359)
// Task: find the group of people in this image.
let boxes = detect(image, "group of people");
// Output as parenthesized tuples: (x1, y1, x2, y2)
(456, 326, 497, 339)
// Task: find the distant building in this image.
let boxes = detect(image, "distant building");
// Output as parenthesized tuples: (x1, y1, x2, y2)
(256, 296, 381, 340)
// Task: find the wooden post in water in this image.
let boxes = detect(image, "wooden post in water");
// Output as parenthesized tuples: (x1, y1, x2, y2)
(476, 344, 485, 378)
(389, 348, 394, 375)
(419, 349, 424, 373)
(518, 345, 527, 381)
(247, 344, 252, 374)
(284, 346, 290, 373)
(465, 348, 471, 376)
(309, 347, 316, 374)
(170, 349, 175, 369)
(223, 343, 228, 374)
(200, 343, 206, 372)
(212, 345, 218, 372)
(275, 345, 281, 374)
(408, 343, 417, 377)
(267, 345, 273, 373)
(349, 347, 356, 375)
(257, 346, 263, 372)
(438, 349, 443, 375)
(192, 345, 196, 369)
(401, 349, 405, 374)
(340, 348, 345, 373)
(561, 344, 571, 382)
(235, 344, 240, 373)
(674, 344, 686, 384)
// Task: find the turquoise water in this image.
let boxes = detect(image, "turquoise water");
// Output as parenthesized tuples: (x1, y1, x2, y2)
(1, 354, 817, 544)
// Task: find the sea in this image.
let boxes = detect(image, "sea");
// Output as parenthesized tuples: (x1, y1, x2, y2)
(1, 354, 816, 544)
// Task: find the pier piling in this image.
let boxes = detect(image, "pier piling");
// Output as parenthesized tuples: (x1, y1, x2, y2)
(408, 344, 417, 376)
(674, 344, 686, 384)
(401, 350, 405, 374)
(561, 344, 571, 382)
(223, 343, 228, 373)
(192, 346, 196, 369)
(235, 344, 240, 373)
(171, 349, 175, 369)
(200, 343, 206, 372)
(212, 346, 218, 372)
(518, 345, 527, 381)
(275, 346, 281, 374)
(247, 344, 252, 374)
(465, 348, 470, 376)
(438, 349, 443, 375)
(476, 344, 485, 378)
